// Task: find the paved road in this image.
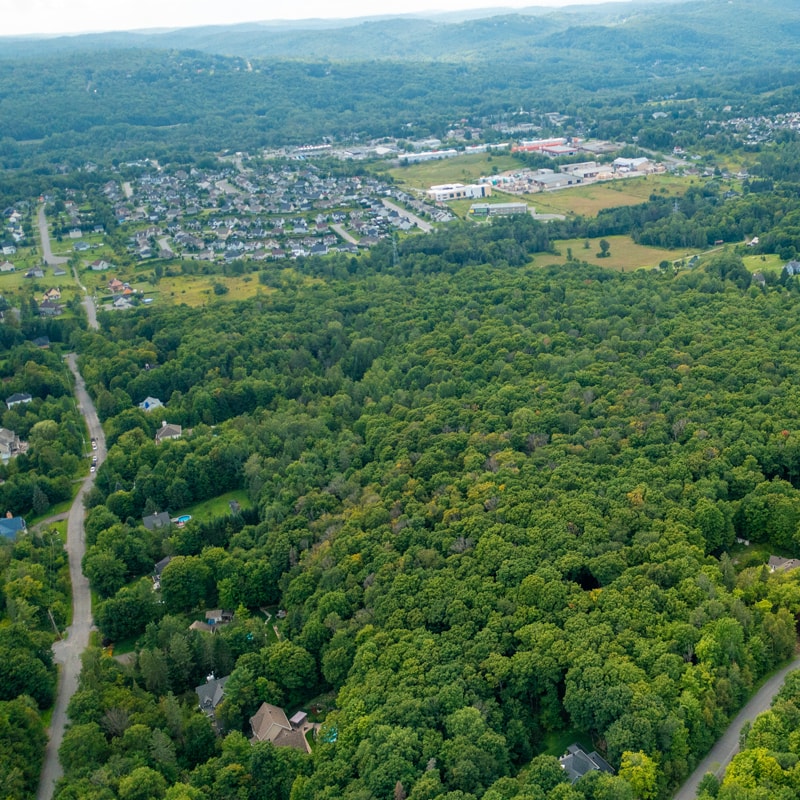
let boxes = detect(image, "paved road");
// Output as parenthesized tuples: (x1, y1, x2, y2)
(37, 205, 69, 266)
(38, 204, 99, 330)
(36, 354, 105, 800)
(673, 655, 800, 800)
(331, 223, 359, 245)
(382, 198, 433, 233)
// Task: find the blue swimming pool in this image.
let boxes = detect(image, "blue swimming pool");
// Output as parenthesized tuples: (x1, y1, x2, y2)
(176, 514, 191, 523)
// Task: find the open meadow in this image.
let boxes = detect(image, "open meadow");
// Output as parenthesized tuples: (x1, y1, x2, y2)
(532, 235, 698, 272)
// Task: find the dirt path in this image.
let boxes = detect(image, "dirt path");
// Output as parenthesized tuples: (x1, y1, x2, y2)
(673, 655, 800, 799)
(36, 355, 105, 800)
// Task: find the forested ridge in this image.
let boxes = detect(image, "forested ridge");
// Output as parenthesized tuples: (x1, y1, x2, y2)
(42, 235, 800, 800)
(2, 0, 800, 177)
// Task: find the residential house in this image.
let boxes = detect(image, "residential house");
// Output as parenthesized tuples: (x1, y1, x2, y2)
(154, 555, 172, 576)
(39, 299, 63, 317)
(0, 261, 15, 273)
(90, 259, 111, 271)
(108, 278, 125, 293)
(783, 260, 800, 276)
(43, 287, 61, 301)
(112, 297, 134, 310)
(0, 513, 26, 540)
(6, 392, 32, 409)
(559, 744, 614, 784)
(155, 421, 182, 443)
(768, 556, 800, 573)
(52, 266, 67, 277)
(189, 620, 215, 633)
(143, 511, 172, 531)
(249, 703, 308, 751)
(138, 396, 164, 412)
(0, 428, 25, 462)
(25, 267, 45, 279)
(196, 675, 231, 718)
(205, 609, 234, 626)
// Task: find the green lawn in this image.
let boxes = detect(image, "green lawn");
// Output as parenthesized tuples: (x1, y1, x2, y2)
(177, 489, 251, 521)
(541, 729, 594, 759)
(742, 253, 783, 275)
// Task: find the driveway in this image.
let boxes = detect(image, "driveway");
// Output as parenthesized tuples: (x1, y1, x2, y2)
(36, 355, 105, 800)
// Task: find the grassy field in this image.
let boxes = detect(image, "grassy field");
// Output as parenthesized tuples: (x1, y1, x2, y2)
(742, 253, 783, 275)
(531, 235, 696, 272)
(522, 174, 697, 218)
(144, 274, 269, 307)
(389, 153, 520, 190)
(177, 489, 251, 521)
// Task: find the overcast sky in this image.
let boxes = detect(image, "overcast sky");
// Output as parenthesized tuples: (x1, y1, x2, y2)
(4, 0, 617, 37)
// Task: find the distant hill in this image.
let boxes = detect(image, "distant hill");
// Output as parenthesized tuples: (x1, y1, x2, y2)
(0, 0, 799, 176)
(0, 0, 734, 63)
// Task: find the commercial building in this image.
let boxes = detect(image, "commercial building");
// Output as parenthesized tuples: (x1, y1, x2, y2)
(426, 183, 492, 202)
(470, 202, 529, 217)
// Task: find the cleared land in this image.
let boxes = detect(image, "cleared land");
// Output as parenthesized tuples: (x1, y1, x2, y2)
(511, 175, 696, 217)
(389, 153, 519, 188)
(531, 235, 698, 272)
(176, 489, 251, 520)
(742, 253, 783, 275)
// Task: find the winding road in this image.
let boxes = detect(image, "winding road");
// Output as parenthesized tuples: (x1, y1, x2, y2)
(36, 354, 106, 800)
(673, 654, 800, 799)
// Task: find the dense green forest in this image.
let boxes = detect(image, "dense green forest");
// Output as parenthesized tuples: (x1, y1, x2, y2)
(41, 225, 800, 799)
(7, 1, 800, 797)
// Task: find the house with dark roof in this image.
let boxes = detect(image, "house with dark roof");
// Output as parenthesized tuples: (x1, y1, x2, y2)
(194, 675, 230, 717)
(6, 392, 32, 409)
(559, 744, 614, 783)
(39, 299, 63, 317)
(143, 511, 172, 531)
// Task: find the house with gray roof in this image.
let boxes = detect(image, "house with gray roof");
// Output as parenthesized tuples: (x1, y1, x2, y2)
(6, 392, 32, 409)
(559, 743, 614, 783)
(196, 675, 230, 717)
(143, 511, 172, 531)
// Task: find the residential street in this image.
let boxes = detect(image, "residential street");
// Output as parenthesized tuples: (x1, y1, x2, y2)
(37, 204, 68, 266)
(36, 354, 105, 800)
(673, 654, 800, 800)
(382, 198, 432, 232)
(38, 203, 99, 330)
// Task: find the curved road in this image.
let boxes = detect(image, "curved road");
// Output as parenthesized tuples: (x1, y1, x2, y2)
(673, 654, 800, 799)
(36, 354, 106, 800)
